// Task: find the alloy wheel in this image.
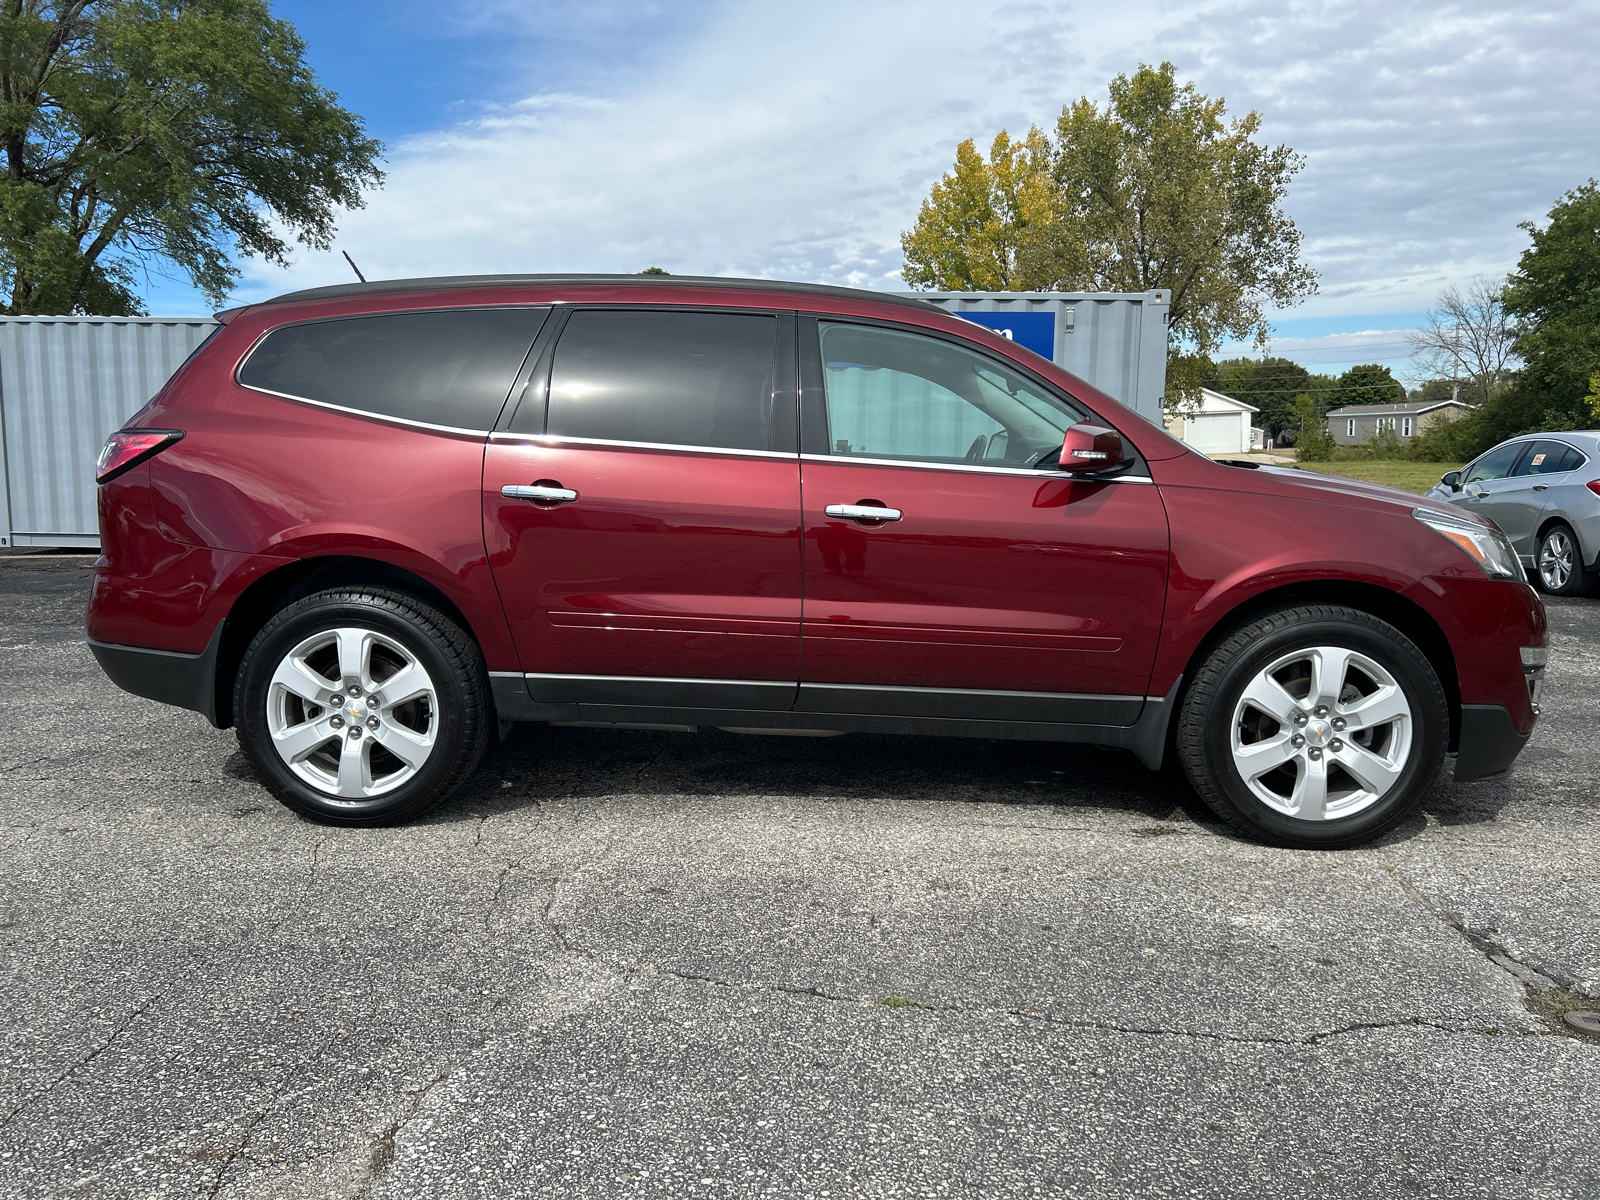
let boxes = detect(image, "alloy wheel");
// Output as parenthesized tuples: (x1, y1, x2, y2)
(1540, 530, 1574, 592)
(1231, 646, 1413, 822)
(265, 626, 438, 801)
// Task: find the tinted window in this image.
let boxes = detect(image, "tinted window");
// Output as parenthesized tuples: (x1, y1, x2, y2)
(818, 322, 1083, 465)
(240, 308, 546, 429)
(1557, 445, 1590, 472)
(1464, 441, 1527, 484)
(543, 310, 778, 451)
(1514, 441, 1578, 476)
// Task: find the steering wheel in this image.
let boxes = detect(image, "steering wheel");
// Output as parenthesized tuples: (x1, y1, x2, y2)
(965, 435, 988, 460)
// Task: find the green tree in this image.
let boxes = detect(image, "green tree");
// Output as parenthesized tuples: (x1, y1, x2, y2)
(901, 63, 1318, 410)
(0, 0, 382, 315)
(1500, 180, 1600, 431)
(638, 266, 670, 275)
(1334, 364, 1404, 409)
(1208, 355, 1313, 438)
(1290, 392, 1333, 460)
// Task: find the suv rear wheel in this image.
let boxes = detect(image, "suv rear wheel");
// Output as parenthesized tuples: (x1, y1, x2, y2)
(1176, 605, 1448, 849)
(234, 587, 491, 824)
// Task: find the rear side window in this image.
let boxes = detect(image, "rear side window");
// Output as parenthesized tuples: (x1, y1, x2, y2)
(1514, 441, 1579, 476)
(541, 310, 779, 451)
(239, 308, 547, 430)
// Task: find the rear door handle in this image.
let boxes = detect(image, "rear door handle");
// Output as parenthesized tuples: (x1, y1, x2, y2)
(1533, 484, 1549, 492)
(825, 503, 902, 523)
(502, 483, 578, 504)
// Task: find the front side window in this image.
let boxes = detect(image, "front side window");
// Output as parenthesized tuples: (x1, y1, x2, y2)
(1464, 441, 1527, 484)
(817, 322, 1083, 466)
(542, 310, 779, 452)
(239, 307, 547, 430)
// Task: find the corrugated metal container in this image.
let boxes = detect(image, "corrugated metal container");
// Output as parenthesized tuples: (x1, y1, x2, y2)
(897, 291, 1171, 424)
(0, 316, 217, 548)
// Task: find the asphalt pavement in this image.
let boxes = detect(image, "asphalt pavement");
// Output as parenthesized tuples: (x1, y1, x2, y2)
(1, 552, 1596, 1199)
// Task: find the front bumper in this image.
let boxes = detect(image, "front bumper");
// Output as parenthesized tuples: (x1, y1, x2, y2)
(1454, 704, 1532, 782)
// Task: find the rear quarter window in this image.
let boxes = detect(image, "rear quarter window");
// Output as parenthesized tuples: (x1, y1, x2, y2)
(239, 307, 548, 430)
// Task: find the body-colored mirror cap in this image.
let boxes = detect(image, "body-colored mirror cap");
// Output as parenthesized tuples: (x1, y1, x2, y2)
(1059, 423, 1128, 473)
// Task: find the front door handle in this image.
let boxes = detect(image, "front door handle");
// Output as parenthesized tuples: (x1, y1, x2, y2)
(502, 482, 578, 505)
(825, 502, 902, 523)
(1469, 488, 1489, 499)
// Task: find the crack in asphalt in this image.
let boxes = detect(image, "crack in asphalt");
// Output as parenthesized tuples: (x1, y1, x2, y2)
(652, 968, 1472, 1047)
(1384, 862, 1572, 992)
(352, 1067, 456, 1200)
(0, 993, 160, 1127)
(203, 1032, 341, 1199)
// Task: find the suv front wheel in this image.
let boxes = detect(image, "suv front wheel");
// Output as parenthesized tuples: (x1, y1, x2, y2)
(234, 587, 491, 824)
(1176, 605, 1448, 849)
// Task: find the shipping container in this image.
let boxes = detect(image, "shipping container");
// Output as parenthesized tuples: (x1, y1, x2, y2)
(898, 291, 1170, 425)
(0, 316, 217, 549)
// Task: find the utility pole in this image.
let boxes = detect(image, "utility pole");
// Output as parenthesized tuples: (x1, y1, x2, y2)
(1451, 324, 1460, 405)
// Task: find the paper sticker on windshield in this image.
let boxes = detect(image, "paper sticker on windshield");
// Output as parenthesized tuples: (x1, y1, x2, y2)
(1532, 453, 1546, 466)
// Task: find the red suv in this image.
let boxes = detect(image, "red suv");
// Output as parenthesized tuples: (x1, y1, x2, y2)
(87, 275, 1547, 847)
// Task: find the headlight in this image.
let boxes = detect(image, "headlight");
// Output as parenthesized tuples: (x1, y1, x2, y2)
(1413, 507, 1524, 581)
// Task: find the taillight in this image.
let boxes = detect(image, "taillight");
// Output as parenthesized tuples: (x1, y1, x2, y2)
(1587, 480, 1600, 498)
(95, 429, 184, 484)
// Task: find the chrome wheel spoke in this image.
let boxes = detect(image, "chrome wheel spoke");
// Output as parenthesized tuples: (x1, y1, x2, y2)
(1308, 646, 1353, 708)
(1290, 755, 1329, 820)
(274, 716, 338, 763)
(271, 656, 331, 705)
(1235, 732, 1298, 778)
(336, 735, 370, 798)
(1239, 674, 1301, 725)
(376, 662, 429, 709)
(336, 628, 375, 689)
(372, 721, 432, 770)
(1340, 684, 1407, 731)
(1332, 740, 1403, 795)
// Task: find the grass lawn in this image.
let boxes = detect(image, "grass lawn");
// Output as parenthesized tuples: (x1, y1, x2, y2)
(1294, 460, 1463, 495)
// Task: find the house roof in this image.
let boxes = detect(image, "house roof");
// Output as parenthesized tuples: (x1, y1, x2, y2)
(1325, 399, 1469, 417)
(1197, 387, 1258, 414)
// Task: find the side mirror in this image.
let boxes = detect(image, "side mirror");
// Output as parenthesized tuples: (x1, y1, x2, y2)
(1441, 471, 1462, 492)
(1059, 423, 1129, 473)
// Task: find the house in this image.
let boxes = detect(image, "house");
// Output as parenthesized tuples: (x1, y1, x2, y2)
(1164, 388, 1259, 455)
(1325, 399, 1470, 446)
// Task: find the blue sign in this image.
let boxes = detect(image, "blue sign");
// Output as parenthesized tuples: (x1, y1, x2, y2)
(950, 311, 1056, 361)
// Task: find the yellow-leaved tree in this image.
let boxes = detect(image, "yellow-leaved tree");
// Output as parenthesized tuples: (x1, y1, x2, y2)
(901, 63, 1318, 413)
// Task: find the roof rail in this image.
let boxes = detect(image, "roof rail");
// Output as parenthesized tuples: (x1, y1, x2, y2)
(262, 273, 947, 314)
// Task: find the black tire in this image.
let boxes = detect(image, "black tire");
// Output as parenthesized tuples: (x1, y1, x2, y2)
(1534, 522, 1597, 597)
(234, 587, 491, 825)
(1175, 604, 1448, 850)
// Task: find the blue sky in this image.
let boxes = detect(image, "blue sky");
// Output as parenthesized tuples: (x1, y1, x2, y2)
(139, 0, 1599, 382)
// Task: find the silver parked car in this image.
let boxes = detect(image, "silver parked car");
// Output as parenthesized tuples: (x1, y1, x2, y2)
(1425, 431, 1600, 596)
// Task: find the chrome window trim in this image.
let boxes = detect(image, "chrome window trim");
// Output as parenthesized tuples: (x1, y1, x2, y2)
(798, 452, 1152, 482)
(235, 383, 490, 438)
(797, 680, 1145, 703)
(525, 672, 796, 689)
(489, 432, 797, 460)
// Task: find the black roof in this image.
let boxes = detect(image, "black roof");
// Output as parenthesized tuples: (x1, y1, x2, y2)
(262, 273, 946, 314)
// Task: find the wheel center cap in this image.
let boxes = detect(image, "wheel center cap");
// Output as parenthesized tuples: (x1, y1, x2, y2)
(1305, 719, 1332, 747)
(344, 699, 368, 723)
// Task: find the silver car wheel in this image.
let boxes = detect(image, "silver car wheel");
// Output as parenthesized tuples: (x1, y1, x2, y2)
(265, 626, 438, 801)
(1231, 645, 1413, 822)
(1539, 529, 1574, 592)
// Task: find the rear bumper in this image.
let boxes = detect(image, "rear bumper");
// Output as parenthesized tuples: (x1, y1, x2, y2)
(89, 623, 223, 727)
(1454, 703, 1531, 782)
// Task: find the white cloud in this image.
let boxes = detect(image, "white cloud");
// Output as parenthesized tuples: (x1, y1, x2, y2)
(234, 0, 1600, 323)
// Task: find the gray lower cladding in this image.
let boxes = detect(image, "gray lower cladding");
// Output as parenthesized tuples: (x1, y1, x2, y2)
(491, 671, 1179, 769)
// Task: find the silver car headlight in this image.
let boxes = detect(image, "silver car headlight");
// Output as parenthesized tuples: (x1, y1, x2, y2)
(1413, 507, 1524, 581)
